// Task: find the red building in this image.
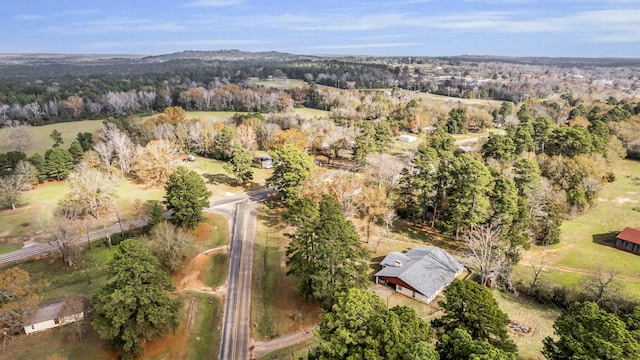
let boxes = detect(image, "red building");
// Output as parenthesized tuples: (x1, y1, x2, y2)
(615, 227, 640, 254)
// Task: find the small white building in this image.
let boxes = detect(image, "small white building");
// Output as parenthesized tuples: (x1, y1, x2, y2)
(24, 301, 84, 335)
(398, 134, 417, 143)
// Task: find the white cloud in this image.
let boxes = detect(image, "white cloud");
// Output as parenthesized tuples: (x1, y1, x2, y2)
(48, 18, 185, 34)
(309, 42, 419, 49)
(13, 14, 45, 21)
(185, 0, 243, 7)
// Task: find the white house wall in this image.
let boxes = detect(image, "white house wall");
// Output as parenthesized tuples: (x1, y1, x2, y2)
(24, 319, 57, 335)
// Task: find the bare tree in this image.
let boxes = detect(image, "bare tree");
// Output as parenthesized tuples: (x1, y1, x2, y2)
(132, 140, 179, 187)
(529, 254, 547, 295)
(0, 160, 37, 210)
(60, 295, 88, 340)
(583, 268, 620, 307)
(66, 162, 117, 219)
(235, 123, 257, 151)
(93, 141, 114, 177)
(3, 121, 32, 152)
(64, 96, 84, 117)
(41, 202, 83, 266)
(463, 224, 513, 287)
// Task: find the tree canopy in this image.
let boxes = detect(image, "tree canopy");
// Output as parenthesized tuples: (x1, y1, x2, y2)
(266, 143, 315, 202)
(286, 195, 370, 308)
(315, 288, 436, 360)
(432, 280, 516, 354)
(92, 239, 179, 360)
(164, 166, 212, 229)
(543, 302, 640, 360)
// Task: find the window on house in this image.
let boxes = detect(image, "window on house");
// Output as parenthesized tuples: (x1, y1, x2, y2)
(54, 318, 59, 325)
(397, 285, 402, 291)
(31, 325, 35, 329)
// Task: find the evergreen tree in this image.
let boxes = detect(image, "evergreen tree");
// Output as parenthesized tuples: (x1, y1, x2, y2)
(437, 328, 517, 360)
(266, 144, 315, 202)
(92, 239, 179, 360)
(223, 144, 254, 185)
(44, 147, 74, 180)
(316, 288, 436, 360)
(68, 140, 85, 164)
(286, 195, 369, 308)
(164, 166, 212, 228)
(433, 280, 517, 353)
(49, 129, 64, 147)
(543, 302, 640, 360)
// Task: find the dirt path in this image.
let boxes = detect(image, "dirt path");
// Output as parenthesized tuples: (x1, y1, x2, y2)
(518, 259, 640, 283)
(251, 327, 316, 359)
(174, 245, 229, 293)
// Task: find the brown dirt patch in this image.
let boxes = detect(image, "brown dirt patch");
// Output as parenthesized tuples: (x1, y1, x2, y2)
(173, 246, 228, 291)
(140, 299, 190, 360)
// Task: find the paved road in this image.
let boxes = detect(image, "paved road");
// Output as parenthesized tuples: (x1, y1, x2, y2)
(0, 187, 274, 266)
(218, 200, 259, 360)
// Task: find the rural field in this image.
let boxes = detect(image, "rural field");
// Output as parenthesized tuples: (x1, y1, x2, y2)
(515, 159, 640, 297)
(0, 120, 104, 155)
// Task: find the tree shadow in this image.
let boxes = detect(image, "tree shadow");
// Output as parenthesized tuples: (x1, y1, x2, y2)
(592, 231, 619, 248)
(202, 173, 236, 186)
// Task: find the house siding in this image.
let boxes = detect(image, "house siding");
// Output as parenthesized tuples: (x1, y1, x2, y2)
(24, 312, 84, 335)
(616, 239, 640, 254)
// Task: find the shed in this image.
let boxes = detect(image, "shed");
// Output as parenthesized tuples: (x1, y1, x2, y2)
(375, 246, 464, 304)
(256, 155, 273, 169)
(615, 227, 640, 254)
(398, 134, 417, 143)
(24, 301, 84, 335)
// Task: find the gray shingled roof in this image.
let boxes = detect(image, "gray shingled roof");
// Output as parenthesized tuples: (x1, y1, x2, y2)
(375, 246, 464, 298)
(28, 301, 65, 324)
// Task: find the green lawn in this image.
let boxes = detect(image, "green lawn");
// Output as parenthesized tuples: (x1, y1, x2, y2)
(249, 77, 307, 90)
(200, 253, 228, 288)
(261, 338, 320, 360)
(185, 295, 223, 360)
(5, 244, 114, 303)
(518, 159, 640, 283)
(493, 291, 560, 360)
(251, 206, 321, 341)
(0, 120, 104, 155)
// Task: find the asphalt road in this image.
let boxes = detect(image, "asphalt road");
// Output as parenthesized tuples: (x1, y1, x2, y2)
(0, 187, 274, 266)
(218, 200, 259, 360)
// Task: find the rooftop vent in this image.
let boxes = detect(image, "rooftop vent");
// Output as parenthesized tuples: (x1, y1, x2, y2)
(394, 260, 403, 267)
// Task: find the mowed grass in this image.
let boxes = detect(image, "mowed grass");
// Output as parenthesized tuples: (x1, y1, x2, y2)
(517, 159, 640, 287)
(249, 77, 307, 90)
(2, 322, 116, 360)
(5, 244, 114, 303)
(493, 291, 560, 360)
(0, 120, 103, 155)
(184, 295, 223, 360)
(261, 338, 320, 360)
(251, 205, 321, 341)
(200, 253, 228, 288)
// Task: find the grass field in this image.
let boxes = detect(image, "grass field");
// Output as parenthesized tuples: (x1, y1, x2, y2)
(494, 291, 560, 360)
(183, 295, 223, 360)
(0, 120, 103, 155)
(249, 77, 307, 90)
(516, 159, 640, 294)
(251, 205, 321, 341)
(261, 338, 320, 360)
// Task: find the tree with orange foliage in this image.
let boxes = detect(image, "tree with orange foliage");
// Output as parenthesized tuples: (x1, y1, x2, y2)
(272, 128, 310, 150)
(0, 267, 41, 349)
(157, 106, 186, 125)
(64, 95, 84, 117)
(133, 140, 179, 187)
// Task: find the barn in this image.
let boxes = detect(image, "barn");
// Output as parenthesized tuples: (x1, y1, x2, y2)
(615, 227, 640, 254)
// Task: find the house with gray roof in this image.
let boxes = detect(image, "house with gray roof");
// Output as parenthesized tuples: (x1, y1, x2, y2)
(23, 300, 84, 335)
(375, 246, 464, 304)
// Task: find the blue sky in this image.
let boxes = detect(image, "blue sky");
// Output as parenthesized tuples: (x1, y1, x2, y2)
(3, 0, 640, 57)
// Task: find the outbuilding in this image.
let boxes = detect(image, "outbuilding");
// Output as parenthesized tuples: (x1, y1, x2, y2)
(398, 134, 417, 142)
(615, 227, 640, 254)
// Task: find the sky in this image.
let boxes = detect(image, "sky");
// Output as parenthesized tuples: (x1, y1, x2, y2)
(3, 0, 640, 58)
